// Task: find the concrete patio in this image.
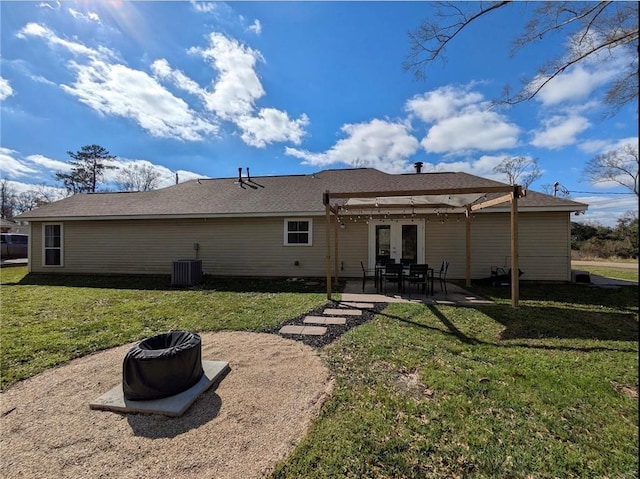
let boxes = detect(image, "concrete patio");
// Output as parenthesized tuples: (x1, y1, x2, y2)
(340, 279, 494, 306)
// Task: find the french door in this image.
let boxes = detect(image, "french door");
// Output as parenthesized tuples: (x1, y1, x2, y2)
(368, 219, 425, 266)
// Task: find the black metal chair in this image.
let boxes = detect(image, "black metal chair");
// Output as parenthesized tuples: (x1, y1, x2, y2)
(404, 263, 431, 296)
(360, 261, 376, 292)
(438, 260, 449, 294)
(381, 262, 403, 293)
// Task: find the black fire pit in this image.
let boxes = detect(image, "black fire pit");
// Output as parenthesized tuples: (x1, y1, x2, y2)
(123, 331, 205, 401)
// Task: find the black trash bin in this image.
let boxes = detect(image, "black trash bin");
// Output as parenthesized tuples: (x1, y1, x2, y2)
(123, 331, 205, 401)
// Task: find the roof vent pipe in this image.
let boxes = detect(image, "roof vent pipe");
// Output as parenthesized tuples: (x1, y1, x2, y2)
(237, 167, 243, 183)
(246, 167, 251, 182)
(414, 161, 423, 174)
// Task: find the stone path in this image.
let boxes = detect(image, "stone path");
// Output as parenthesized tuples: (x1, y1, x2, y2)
(278, 300, 376, 341)
(275, 279, 493, 346)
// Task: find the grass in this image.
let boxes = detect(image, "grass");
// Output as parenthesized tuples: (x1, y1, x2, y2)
(1, 267, 638, 478)
(578, 265, 638, 283)
(0, 266, 331, 389)
(272, 283, 638, 478)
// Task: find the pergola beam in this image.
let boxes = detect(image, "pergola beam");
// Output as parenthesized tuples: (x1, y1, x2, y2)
(327, 185, 516, 200)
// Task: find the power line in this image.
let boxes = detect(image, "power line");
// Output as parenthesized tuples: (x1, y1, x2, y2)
(568, 191, 636, 195)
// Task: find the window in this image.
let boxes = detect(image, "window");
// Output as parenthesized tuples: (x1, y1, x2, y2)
(43, 223, 63, 266)
(284, 219, 312, 246)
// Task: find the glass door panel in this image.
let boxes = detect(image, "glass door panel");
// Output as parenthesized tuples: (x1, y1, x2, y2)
(369, 220, 424, 267)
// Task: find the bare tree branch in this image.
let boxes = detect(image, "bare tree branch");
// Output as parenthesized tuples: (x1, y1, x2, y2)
(405, 1, 639, 113)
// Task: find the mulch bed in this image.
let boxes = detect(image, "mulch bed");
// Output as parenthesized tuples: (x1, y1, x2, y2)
(263, 300, 388, 348)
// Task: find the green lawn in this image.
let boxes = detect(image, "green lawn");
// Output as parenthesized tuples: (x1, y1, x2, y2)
(1, 267, 638, 478)
(578, 265, 638, 283)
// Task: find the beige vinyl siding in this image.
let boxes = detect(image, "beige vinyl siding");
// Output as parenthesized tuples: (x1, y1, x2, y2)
(26, 210, 572, 281)
(335, 221, 369, 278)
(424, 211, 571, 281)
(28, 217, 330, 277)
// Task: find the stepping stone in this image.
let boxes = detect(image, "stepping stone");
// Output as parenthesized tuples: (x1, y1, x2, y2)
(303, 316, 347, 325)
(323, 308, 362, 316)
(339, 302, 375, 309)
(279, 325, 327, 336)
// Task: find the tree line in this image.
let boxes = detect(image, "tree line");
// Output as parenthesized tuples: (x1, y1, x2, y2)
(572, 212, 639, 259)
(1, 145, 165, 220)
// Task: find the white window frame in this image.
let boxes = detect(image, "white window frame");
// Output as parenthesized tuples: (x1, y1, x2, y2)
(284, 218, 313, 246)
(42, 223, 64, 267)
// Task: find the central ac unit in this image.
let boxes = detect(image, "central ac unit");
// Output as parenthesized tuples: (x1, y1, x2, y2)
(171, 259, 203, 286)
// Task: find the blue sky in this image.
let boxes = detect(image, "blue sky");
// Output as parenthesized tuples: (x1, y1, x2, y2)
(1, 1, 637, 227)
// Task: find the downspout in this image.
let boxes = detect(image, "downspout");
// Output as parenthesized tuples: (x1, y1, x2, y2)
(324, 191, 332, 300)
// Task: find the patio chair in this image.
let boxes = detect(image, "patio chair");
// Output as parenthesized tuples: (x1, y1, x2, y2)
(438, 260, 449, 295)
(360, 261, 376, 292)
(381, 262, 403, 293)
(404, 263, 432, 296)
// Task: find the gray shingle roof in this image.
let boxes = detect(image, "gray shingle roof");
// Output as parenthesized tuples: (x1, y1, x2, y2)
(16, 168, 587, 220)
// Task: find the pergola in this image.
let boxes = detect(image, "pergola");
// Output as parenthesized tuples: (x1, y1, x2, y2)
(322, 184, 525, 308)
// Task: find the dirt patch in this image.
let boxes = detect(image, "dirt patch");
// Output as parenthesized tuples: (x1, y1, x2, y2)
(0, 332, 333, 479)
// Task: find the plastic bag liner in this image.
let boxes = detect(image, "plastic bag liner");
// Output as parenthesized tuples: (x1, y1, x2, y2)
(123, 331, 205, 401)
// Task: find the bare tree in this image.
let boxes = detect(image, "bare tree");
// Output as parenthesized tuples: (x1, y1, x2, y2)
(15, 184, 63, 214)
(493, 156, 542, 188)
(116, 163, 162, 192)
(405, 1, 639, 114)
(582, 143, 639, 196)
(0, 179, 18, 219)
(56, 145, 116, 194)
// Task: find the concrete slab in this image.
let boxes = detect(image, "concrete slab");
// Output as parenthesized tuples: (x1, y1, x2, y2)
(89, 360, 230, 417)
(338, 302, 375, 309)
(323, 308, 361, 316)
(303, 316, 347, 325)
(279, 325, 327, 335)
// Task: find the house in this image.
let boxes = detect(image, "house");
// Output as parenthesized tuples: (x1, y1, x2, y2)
(16, 167, 587, 285)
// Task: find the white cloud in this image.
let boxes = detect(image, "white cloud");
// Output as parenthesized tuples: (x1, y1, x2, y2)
(17, 22, 110, 59)
(0, 148, 44, 179)
(573, 195, 638, 227)
(236, 109, 309, 148)
(531, 115, 591, 149)
(406, 86, 484, 123)
(61, 60, 219, 141)
(421, 110, 520, 154)
(190, 32, 265, 120)
(530, 65, 618, 107)
(190, 1, 218, 14)
(68, 8, 101, 23)
(151, 59, 203, 97)
(25, 154, 71, 172)
(406, 85, 520, 155)
(153, 56, 308, 147)
(579, 136, 639, 155)
(0, 77, 14, 100)
(248, 19, 262, 35)
(285, 119, 419, 173)
(420, 155, 510, 181)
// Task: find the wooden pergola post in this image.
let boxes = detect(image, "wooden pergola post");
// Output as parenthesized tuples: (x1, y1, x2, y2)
(334, 215, 339, 285)
(324, 191, 332, 300)
(465, 206, 472, 287)
(510, 186, 520, 308)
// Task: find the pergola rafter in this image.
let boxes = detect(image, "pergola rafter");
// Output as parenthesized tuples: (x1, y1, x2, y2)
(323, 185, 525, 308)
